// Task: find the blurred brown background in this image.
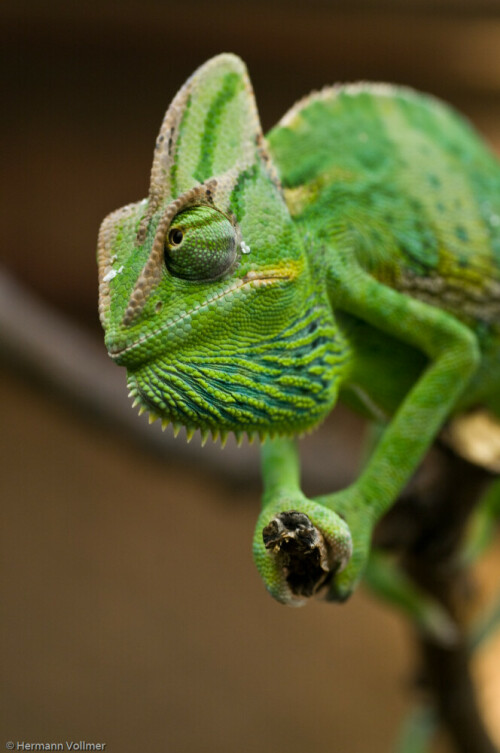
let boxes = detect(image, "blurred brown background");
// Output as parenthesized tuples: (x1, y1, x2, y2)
(1, 1, 500, 751)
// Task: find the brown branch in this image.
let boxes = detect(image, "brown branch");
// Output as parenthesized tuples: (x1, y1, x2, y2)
(376, 445, 498, 753)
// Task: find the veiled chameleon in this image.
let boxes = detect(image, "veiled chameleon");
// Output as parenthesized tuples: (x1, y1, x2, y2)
(98, 54, 500, 605)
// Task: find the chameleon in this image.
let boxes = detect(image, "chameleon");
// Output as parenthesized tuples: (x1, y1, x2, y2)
(98, 53, 500, 607)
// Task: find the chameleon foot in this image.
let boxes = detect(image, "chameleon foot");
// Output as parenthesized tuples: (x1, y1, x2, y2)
(253, 498, 352, 605)
(262, 511, 331, 598)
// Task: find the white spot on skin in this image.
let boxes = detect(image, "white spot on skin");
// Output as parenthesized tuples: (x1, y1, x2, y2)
(241, 241, 251, 255)
(103, 265, 124, 283)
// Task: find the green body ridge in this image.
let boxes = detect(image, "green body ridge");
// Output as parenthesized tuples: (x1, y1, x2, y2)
(98, 54, 500, 605)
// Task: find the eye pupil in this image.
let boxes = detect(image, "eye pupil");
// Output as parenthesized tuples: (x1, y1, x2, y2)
(169, 228, 184, 245)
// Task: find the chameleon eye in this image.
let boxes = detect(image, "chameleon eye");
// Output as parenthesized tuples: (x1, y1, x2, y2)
(164, 206, 237, 281)
(168, 228, 184, 246)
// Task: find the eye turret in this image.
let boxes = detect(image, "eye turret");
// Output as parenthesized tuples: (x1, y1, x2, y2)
(164, 206, 237, 281)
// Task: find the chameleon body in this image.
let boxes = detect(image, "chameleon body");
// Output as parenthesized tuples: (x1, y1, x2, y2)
(98, 54, 500, 605)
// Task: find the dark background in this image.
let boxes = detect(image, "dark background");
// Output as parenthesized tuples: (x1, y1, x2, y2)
(1, 1, 500, 751)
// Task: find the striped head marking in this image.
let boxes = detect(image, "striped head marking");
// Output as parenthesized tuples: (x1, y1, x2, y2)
(98, 54, 344, 439)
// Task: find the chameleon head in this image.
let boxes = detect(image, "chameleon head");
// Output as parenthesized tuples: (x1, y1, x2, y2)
(98, 54, 346, 441)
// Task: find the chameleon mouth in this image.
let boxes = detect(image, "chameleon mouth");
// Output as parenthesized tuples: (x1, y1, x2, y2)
(107, 270, 290, 360)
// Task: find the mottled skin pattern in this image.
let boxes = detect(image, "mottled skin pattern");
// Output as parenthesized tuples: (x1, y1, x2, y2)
(98, 54, 500, 605)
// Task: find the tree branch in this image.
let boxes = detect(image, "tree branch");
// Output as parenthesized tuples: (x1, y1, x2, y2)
(376, 445, 499, 753)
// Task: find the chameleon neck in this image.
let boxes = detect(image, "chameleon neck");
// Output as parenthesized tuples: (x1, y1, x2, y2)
(127, 274, 348, 440)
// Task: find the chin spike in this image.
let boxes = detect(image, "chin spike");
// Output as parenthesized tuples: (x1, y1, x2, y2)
(128, 389, 138, 398)
(148, 413, 158, 424)
(186, 427, 195, 442)
(234, 431, 243, 447)
(132, 397, 140, 408)
(211, 429, 219, 442)
(246, 432, 255, 445)
(161, 419, 169, 431)
(220, 431, 228, 448)
(138, 405, 146, 416)
(173, 424, 181, 438)
(200, 429, 209, 447)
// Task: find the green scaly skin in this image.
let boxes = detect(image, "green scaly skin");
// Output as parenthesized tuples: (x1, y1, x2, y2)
(98, 54, 500, 606)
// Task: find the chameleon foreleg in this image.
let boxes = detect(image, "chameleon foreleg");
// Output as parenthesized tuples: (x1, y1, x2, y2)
(253, 270, 479, 604)
(319, 268, 481, 599)
(253, 437, 352, 605)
